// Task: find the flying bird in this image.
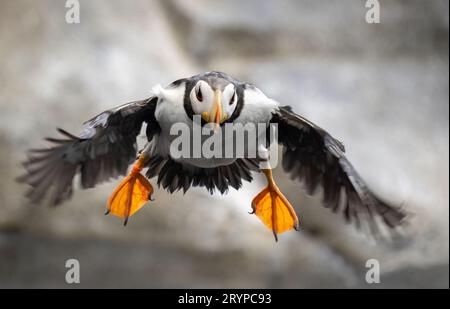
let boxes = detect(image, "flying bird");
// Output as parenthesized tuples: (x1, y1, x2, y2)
(18, 71, 406, 240)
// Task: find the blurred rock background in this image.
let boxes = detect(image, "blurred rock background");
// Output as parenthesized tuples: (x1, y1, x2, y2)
(0, 0, 448, 288)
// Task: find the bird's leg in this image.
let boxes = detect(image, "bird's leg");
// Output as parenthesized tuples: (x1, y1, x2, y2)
(251, 157, 299, 241)
(105, 152, 153, 225)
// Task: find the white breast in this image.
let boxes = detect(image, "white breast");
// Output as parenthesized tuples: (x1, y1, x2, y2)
(150, 83, 279, 169)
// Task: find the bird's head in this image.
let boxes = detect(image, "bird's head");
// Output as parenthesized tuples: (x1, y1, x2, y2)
(188, 72, 239, 127)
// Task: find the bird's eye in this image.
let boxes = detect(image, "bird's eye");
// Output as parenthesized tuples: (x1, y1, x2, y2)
(229, 92, 236, 105)
(196, 86, 203, 102)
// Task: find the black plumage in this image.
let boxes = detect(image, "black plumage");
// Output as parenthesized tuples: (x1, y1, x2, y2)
(271, 106, 406, 233)
(18, 98, 158, 206)
(146, 157, 259, 194)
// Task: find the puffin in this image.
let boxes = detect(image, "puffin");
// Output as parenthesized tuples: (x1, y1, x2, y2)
(18, 71, 406, 240)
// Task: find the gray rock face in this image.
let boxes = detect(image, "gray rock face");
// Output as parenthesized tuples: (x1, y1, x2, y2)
(0, 0, 448, 288)
(166, 0, 448, 61)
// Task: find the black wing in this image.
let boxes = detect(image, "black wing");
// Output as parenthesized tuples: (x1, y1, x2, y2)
(271, 106, 406, 234)
(18, 97, 158, 206)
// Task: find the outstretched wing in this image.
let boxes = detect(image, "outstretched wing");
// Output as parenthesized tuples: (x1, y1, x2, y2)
(271, 106, 406, 234)
(18, 97, 159, 206)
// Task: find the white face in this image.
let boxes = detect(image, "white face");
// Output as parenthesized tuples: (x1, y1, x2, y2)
(189, 81, 238, 124)
(222, 83, 238, 118)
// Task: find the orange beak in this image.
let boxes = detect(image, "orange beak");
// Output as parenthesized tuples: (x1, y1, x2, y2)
(200, 89, 227, 131)
(212, 89, 223, 128)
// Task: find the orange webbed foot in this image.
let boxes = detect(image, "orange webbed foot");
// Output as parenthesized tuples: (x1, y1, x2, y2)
(106, 156, 153, 225)
(251, 170, 299, 241)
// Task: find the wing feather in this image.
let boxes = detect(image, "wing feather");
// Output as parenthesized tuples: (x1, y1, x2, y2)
(272, 106, 407, 234)
(18, 97, 158, 206)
